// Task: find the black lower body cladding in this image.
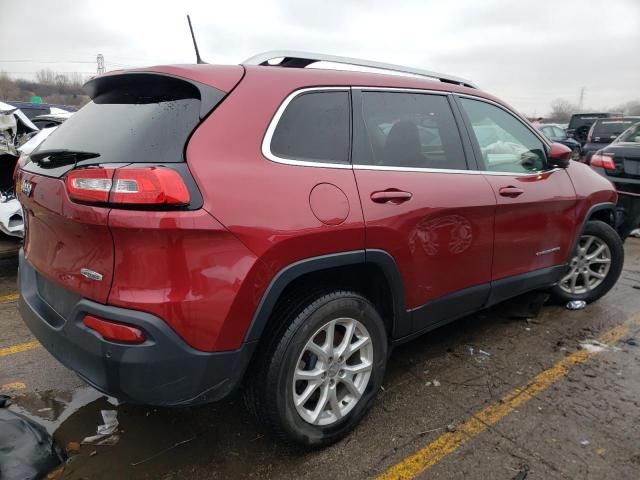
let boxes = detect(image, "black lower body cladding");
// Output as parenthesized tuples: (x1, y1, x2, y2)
(18, 250, 254, 406)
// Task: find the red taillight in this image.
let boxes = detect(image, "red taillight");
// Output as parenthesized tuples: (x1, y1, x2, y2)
(110, 167, 189, 205)
(66, 167, 115, 203)
(83, 315, 145, 344)
(591, 153, 616, 170)
(66, 167, 189, 206)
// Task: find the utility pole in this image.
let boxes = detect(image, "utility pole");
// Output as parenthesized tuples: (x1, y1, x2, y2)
(578, 87, 585, 112)
(96, 54, 105, 75)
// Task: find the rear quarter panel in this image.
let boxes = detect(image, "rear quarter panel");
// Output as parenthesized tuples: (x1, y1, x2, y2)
(185, 69, 367, 347)
(107, 209, 261, 351)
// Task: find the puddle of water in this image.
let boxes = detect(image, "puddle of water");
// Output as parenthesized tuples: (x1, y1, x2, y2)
(8, 386, 117, 434)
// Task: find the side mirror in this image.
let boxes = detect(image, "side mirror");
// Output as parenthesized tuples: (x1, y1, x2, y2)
(548, 142, 572, 168)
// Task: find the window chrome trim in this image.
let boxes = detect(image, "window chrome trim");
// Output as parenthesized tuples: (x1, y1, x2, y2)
(352, 164, 561, 176)
(262, 86, 560, 177)
(352, 86, 450, 95)
(261, 86, 352, 169)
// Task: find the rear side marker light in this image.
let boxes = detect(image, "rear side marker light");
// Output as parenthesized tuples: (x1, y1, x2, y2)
(66, 167, 189, 206)
(83, 315, 145, 344)
(591, 153, 616, 170)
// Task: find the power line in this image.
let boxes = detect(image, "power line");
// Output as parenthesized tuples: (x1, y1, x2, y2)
(2, 71, 95, 74)
(0, 60, 95, 64)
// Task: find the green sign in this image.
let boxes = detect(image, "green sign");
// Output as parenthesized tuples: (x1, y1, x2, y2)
(30, 96, 42, 104)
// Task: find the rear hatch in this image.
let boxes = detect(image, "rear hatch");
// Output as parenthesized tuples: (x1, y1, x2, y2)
(17, 69, 239, 304)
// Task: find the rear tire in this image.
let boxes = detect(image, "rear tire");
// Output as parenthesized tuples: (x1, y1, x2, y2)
(551, 220, 624, 303)
(244, 290, 387, 448)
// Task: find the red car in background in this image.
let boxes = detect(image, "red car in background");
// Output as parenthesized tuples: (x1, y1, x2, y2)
(16, 52, 624, 447)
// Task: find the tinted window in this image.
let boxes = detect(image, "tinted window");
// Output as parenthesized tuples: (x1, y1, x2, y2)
(38, 82, 203, 164)
(592, 120, 637, 142)
(568, 114, 609, 130)
(355, 92, 466, 169)
(270, 91, 350, 164)
(460, 98, 547, 174)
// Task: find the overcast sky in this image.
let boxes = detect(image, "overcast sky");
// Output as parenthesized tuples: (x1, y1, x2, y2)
(1, 0, 638, 116)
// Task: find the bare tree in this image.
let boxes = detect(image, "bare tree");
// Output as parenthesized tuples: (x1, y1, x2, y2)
(69, 72, 85, 89)
(0, 72, 21, 100)
(55, 73, 69, 90)
(621, 101, 640, 116)
(548, 98, 578, 123)
(35, 68, 56, 85)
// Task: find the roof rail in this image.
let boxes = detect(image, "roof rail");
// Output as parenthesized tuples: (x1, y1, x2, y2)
(242, 50, 476, 89)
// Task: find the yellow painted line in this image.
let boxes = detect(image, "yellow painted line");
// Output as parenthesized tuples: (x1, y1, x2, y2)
(377, 314, 640, 480)
(0, 340, 40, 357)
(0, 293, 19, 304)
(1, 382, 26, 392)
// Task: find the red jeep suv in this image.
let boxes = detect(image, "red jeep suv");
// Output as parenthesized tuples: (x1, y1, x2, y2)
(17, 52, 623, 447)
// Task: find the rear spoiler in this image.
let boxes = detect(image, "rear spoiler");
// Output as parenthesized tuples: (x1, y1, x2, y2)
(83, 72, 225, 119)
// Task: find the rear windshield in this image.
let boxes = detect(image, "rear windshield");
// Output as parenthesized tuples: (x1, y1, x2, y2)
(36, 77, 203, 163)
(568, 114, 607, 129)
(592, 120, 637, 141)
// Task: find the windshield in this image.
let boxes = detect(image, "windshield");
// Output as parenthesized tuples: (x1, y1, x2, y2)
(616, 123, 640, 143)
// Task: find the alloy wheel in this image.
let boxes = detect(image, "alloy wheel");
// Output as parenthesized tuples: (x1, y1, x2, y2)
(559, 235, 611, 295)
(292, 317, 373, 426)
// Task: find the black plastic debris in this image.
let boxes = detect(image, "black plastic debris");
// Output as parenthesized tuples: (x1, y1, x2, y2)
(512, 465, 529, 480)
(0, 395, 66, 480)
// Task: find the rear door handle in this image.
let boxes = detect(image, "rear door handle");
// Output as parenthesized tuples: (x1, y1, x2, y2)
(498, 186, 524, 198)
(370, 189, 413, 204)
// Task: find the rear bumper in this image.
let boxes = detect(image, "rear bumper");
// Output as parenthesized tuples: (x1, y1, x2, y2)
(18, 250, 255, 406)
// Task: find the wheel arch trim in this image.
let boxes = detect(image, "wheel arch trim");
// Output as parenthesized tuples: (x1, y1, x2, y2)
(243, 249, 408, 344)
(569, 202, 616, 261)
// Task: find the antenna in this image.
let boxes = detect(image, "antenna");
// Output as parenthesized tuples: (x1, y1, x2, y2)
(187, 15, 206, 64)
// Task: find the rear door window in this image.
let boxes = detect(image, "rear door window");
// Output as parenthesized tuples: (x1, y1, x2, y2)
(353, 91, 467, 170)
(269, 90, 350, 164)
(459, 98, 548, 174)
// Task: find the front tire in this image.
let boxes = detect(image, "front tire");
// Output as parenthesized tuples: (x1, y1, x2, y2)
(244, 290, 387, 448)
(551, 220, 624, 303)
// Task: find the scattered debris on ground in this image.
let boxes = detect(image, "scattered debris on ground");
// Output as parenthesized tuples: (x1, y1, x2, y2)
(578, 340, 611, 353)
(81, 410, 120, 446)
(566, 300, 587, 310)
(468, 346, 491, 363)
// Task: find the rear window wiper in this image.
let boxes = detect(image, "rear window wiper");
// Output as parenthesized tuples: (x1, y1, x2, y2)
(30, 149, 101, 168)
